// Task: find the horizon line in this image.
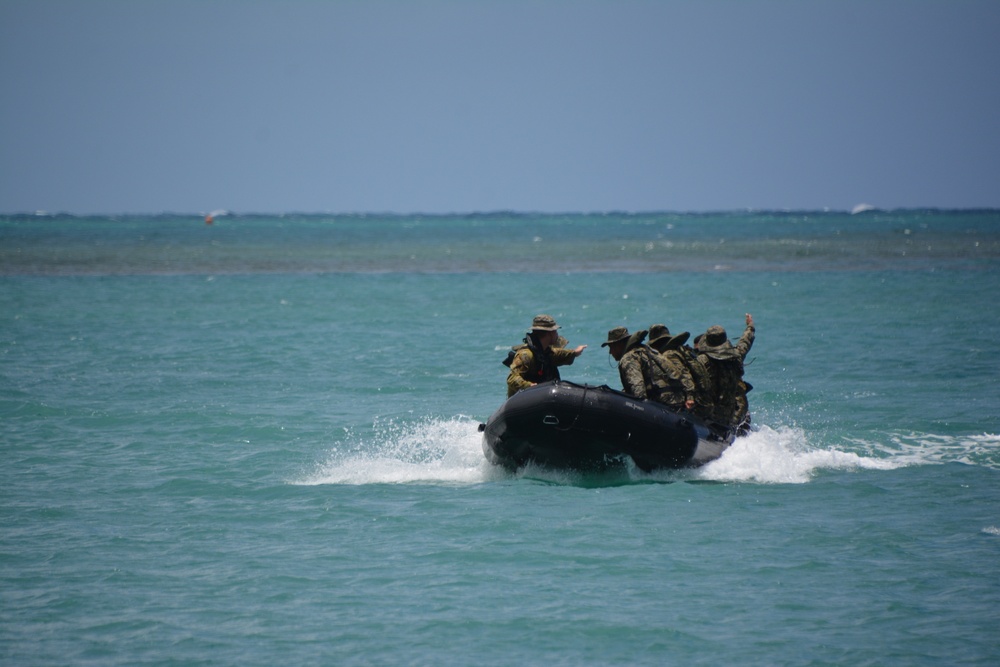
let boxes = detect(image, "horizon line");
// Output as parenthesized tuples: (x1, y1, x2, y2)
(5, 206, 1000, 218)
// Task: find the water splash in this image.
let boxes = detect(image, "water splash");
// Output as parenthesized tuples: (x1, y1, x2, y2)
(696, 425, 901, 484)
(294, 417, 496, 485)
(293, 418, 999, 486)
(698, 427, 1000, 484)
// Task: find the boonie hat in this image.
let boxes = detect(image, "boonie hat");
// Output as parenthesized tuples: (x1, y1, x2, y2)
(699, 325, 735, 358)
(531, 314, 560, 331)
(648, 323, 690, 350)
(703, 325, 729, 348)
(601, 326, 630, 347)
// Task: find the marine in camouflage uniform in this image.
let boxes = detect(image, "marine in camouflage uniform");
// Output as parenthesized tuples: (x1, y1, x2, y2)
(612, 328, 651, 397)
(602, 326, 694, 410)
(695, 314, 755, 431)
(647, 324, 700, 411)
(506, 314, 586, 398)
(685, 342, 720, 424)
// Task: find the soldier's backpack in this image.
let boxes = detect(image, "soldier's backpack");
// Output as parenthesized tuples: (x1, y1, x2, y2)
(677, 346, 714, 407)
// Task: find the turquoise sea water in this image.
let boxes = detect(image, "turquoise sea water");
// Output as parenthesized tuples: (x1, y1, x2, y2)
(2, 211, 999, 665)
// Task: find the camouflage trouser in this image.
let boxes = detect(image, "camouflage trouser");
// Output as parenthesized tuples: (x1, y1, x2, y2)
(651, 384, 686, 410)
(694, 384, 750, 433)
(734, 391, 751, 435)
(706, 402, 736, 428)
(734, 391, 748, 427)
(655, 396, 686, 412)
(701, 394, 744, 430)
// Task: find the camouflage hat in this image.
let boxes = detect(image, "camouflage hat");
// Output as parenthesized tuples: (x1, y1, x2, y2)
(648, 323, 671, 342)
(648, 323, 690, 350)
(627, 329, 649, 350)
(531, 314, 560, 331)
(699, 325, 733, 355)
(600, 326, 630, 347)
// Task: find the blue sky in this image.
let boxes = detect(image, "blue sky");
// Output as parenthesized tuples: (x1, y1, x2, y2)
(2, 0, 998, 214)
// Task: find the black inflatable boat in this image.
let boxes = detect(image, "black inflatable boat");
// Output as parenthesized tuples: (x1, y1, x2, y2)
(479, 381, 734, 472)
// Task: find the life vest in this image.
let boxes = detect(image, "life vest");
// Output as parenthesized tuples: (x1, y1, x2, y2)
(502, 336, 561, 383)
(698, 350, 744, 412)
(640, 347, 687, 399)
(676, 345, 714, 408)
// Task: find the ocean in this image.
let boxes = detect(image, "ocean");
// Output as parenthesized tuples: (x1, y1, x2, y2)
(2, 210, 999, 665)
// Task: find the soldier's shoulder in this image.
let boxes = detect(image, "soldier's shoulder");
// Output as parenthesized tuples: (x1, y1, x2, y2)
(513, 346, 534, 359)
(621, 348, 643, 362)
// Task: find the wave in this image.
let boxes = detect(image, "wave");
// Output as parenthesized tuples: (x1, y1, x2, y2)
(293, 417, 494, 486)
(850, 431, 1000, 469)
(292, 419, 1000, 486)
(694, 425, 902, 484)
(697, 428, 1000, 483)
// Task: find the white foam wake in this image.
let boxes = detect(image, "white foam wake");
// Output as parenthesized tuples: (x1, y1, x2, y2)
(860, 431, 1000, 469)
(293, 418, 999, 486)
(695, 425, 901, 484)
(294, 417, 495, 485)
(697, 427, 1000, 484)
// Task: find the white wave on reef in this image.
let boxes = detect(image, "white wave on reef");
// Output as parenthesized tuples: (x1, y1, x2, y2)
(294, 418, 1000, 486)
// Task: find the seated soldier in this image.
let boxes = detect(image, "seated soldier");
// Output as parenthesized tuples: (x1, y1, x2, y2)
(695, 313, 755, 430)
(602, 325, 694, 411)
(647, 324, 698, 412)
(505, 314, 586, 398)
